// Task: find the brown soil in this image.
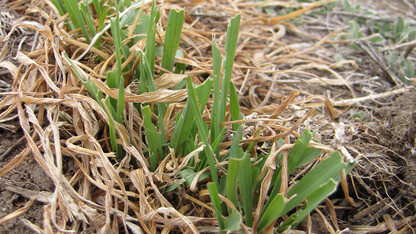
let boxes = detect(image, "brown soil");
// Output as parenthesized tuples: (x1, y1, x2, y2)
(0, 2, 54, 232)
(0, 131, 54, 233)
(0, 0, 416, 233)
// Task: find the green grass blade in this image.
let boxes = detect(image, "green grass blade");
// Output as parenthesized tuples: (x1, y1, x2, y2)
(156, 104, 167, 160)
(277, 179, 338, 232)
(164, 179, 186, 193)
(196, 126, 226, 171)
(262, 131, 327, 220)
(96, 4, 108, 48)
(194, 126, 226, 170)
(282, 152, 348, 215)
(211, 126, 227, 152)
(92, 0, 101, 16)
(239, 153, 253, 227)
(226, 157, 243, 207)
(104, 94, 117, 120)
(287, 130, 321, 173)
(145, 0, 158, 75)
(80, 2, 97, 37)
(140, 49, 166, 145)
(141, 52, 157, 91)
(219, 15, 240, 124)
(211, 39, 223, 142)
(123, 0, 131, 7)
(170, 77, 212, 154)
(104, 97, 119, 156)
(106, 69, 119, 111)
(111, 21, 122, 79)
(107, 71, 123, 117)
(187, 76, 219, 187)
(63, 52, 102, 103)
(257, 194, 286, 232)
(161, 9, 184, 72)
(208, 182, 225, 230)
(106, 69, 118, 89)
(117, 75, 125, 124)
(51, 0, 65, 16)
(195, 78, 213, 110)
(343, 159, 357, 178)
(179, 168, 197, 187)
(63, 0, 90, 43)
(265, 137, 322, 206)
(229, 82, 241, 131)
(62, 0, 81, 28)
(111, 2, 125, 124)
(169, 102, 193, 153)
(228, 126, 243, 159)
(139, 52, 148, 93)
(174, 62, 186, 74)
(120, 5, 139, 27)
(265, 130, 322, 210)
(224, 209, 242, 232)
(143, 105, 159, 171)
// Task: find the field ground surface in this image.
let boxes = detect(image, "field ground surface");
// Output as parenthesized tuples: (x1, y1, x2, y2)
(0, 0, 415, 233)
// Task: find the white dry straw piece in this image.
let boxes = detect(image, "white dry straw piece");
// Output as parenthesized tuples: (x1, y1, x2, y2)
(75, 0, 153, 61)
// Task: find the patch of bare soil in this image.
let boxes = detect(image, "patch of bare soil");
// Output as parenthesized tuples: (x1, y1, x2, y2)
(0, 1, 54, 233)
(0, 129, 54, 233)
(340, 90, 416, 232)
(373, 90, 416, 193)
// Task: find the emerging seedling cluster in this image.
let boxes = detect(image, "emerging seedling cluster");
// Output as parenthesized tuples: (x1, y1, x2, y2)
(54, 0, 355, 232)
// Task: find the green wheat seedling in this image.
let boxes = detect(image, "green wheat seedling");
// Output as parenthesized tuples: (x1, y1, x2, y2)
(172, 13, 355, 232)
(59, 0, 185, 162)
(56, 0, 356, 232)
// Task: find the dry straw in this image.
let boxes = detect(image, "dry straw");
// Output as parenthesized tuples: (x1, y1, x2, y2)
(0, 0, 413, 233)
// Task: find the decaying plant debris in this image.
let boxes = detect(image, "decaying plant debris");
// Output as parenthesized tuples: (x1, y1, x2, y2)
(0, 0, 415, 233)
